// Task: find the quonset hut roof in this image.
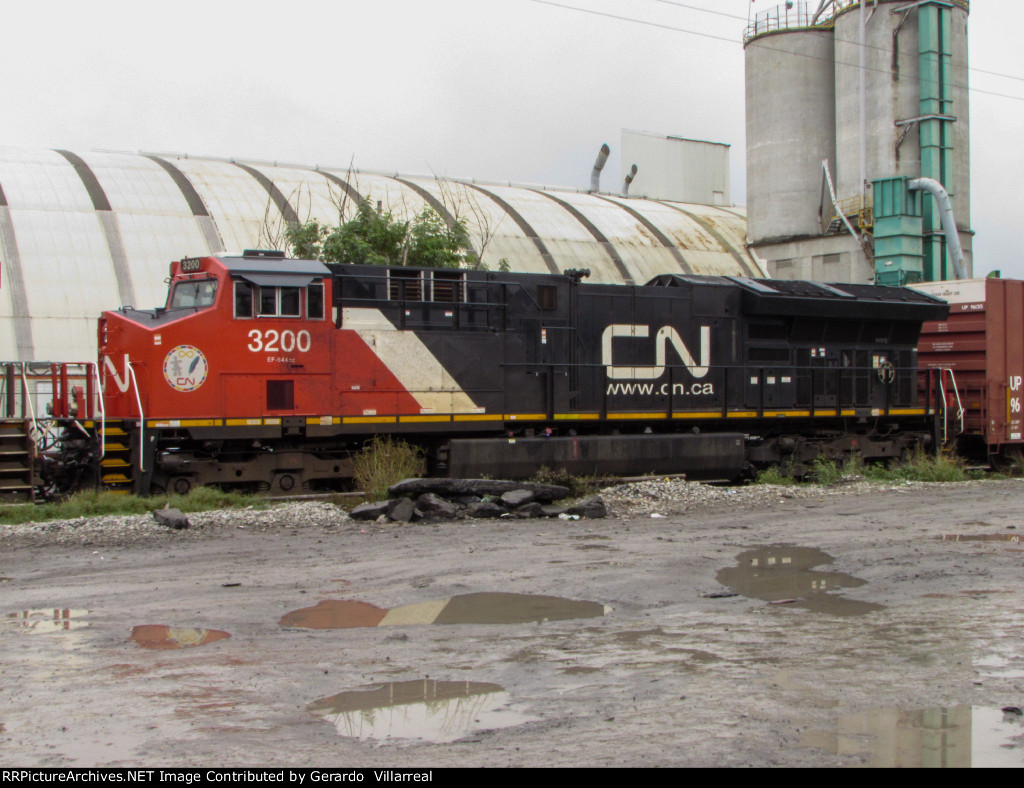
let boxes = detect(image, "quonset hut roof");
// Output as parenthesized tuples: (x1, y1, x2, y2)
(0, 146, 755, 362)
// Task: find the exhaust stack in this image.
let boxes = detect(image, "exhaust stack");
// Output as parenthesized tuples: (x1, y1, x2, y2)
(623, 164, 638, 196)
(590, 144, 610, 193)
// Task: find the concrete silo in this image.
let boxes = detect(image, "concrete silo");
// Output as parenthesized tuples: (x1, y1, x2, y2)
(745, 23, 836, 244)
(744, 0, 972, 284)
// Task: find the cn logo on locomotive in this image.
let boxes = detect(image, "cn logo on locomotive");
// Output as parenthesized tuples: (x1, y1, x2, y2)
(601, 324, 710, 381)
(102, 353, 131, 394)
(162, 345, 209, 392)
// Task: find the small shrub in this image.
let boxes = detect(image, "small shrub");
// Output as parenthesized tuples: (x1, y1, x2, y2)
(809, 456, 842, 486)
(531, 466, 617, 497)
(752, 465, 797, 486)
(810, 454, 865, 486)
(351, 435, 424, 501)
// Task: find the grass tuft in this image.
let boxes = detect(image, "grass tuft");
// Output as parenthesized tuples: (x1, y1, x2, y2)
(754, 448, 984, 488)
(0, 487, 266, 526)
(752, 465, 798, 486)
(862, 448, 981, 483)
(530, 466, 618, 498)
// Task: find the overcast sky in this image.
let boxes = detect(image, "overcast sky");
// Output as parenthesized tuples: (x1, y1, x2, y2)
(3, 0, 1023, 276)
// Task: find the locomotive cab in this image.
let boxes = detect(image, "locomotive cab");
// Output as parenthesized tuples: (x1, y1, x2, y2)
(99, 251, 334, 423)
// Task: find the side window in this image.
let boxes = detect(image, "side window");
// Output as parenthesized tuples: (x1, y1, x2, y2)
(280, 287, 301, 317)
(259, 287, 277, 316)
(307, 283, 325, 319)
(235, 281, 253, 318)
(242, 282, 319, 319)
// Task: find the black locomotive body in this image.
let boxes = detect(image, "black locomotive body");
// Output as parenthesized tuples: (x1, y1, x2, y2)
(327, 263, 948, 482)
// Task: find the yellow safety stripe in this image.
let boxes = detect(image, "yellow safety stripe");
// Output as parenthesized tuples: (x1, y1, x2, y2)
(343, 416, 397, 425)
(147, 419, 220, 428)
(398, 415, 453, 423)
(133, 407, 928, 430)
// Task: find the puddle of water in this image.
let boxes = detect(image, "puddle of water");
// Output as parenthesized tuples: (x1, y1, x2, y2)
(129, 625, 230, 649)
(281, 592, 609, 629)
(975, 649, 1024, 680)
(940, 534, 1023, 543)
(308, 679, 534, 743)
(3, 609, 91, 632)
(279, 600, 388, 629)
(715, 545, 884, 616)
(799, 705, 1024, 767)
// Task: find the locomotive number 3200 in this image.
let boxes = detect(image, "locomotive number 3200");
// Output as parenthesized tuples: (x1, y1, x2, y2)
(247, 329, 312, 353)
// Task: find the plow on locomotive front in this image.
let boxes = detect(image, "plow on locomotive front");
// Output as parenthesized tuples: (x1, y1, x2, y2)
(4, 251, 952, 500)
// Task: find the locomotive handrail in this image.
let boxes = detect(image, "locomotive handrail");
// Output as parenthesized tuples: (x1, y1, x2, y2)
(20, 362, 40, 445)
(939, 367, 965, 444)
(92, 362, 106, 462)
(127, 362, 145, 473)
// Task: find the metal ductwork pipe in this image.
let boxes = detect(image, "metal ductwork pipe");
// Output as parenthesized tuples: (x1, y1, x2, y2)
(623, 164, 638, 196)
(810, 0, 834, 25)
(908, 177, 968, 280)
(590, 144, 610, 193)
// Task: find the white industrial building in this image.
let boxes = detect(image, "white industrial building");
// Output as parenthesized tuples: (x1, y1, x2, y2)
(620, 130, 731, 206)
(0, 145, 756, 363)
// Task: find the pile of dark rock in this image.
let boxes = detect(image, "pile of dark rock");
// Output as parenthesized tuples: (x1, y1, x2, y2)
(349, 478, 607, 523)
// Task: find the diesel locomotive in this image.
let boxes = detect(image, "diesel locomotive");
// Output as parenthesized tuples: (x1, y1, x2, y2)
(75, 250, 949, 496)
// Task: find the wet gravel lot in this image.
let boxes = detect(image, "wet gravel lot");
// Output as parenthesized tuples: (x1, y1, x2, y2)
(3, 479, 1024, 767)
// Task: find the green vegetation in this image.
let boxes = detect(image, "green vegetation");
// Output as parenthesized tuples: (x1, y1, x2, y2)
(861, 449, 984, 483)
(0, 487, 266, 526)
(754, 448, 986, 487)
(752, 464, 799, 486)
(285, 198, 477, 269)
(351, 435, 425, 502)
(530, 467, 617, 498)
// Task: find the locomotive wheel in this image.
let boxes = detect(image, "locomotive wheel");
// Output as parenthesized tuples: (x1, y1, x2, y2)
(170, 476, 193, 495)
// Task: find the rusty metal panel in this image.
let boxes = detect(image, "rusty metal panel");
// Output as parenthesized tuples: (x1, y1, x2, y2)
(916, 278, 1024, 446)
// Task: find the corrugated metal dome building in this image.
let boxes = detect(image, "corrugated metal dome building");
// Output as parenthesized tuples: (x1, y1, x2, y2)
(0, 146, 756, 362)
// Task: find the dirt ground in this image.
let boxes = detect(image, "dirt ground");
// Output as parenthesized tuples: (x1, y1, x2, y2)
(3, 480, 1024, 768)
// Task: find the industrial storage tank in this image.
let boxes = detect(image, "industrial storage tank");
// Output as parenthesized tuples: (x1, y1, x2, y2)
(745, 20, 836, 244)
(744, 0, 972, 284)
(833, 1, 969, 218)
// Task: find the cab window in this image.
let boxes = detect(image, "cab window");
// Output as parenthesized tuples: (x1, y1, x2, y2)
(169, 279, 218, 309)
(307, 283, 325, 319)
(235, 281, 253, 317)
(259, 286, 301, 317)
(234, 279, 322, 319)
